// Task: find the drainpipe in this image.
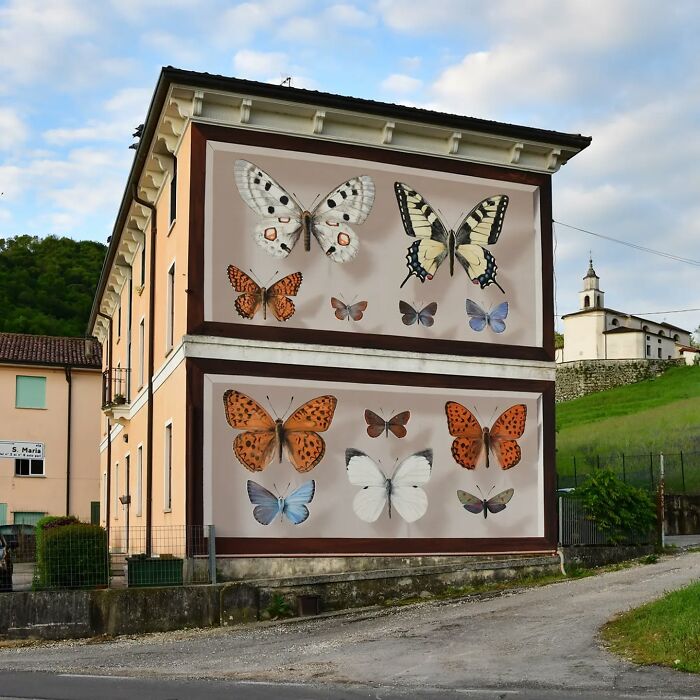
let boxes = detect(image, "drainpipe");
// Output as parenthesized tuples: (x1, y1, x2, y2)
(132, 183, 156, 557)
(64, 366, 72, 516)
(97, 311, 113, 530)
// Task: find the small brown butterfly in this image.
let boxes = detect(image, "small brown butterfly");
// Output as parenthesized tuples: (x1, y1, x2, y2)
(364, 409, 411, 439)
(228, 264, 303, 321)
(331, 296, 368, 321)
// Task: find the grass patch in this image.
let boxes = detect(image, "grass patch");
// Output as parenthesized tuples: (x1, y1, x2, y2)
(602, 580, 700, 673)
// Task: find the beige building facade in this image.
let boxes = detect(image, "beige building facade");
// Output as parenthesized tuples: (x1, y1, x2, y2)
(90, 68, 590, 563)
(0, 334, 102, 525)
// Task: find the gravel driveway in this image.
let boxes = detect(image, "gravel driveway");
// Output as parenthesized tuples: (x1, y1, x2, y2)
(2, 552, 700, 697)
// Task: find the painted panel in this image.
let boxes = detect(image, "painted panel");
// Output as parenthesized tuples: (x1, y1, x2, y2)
(202, 371, 547, 552)
(15, 376, 46, 409)
(203, 140, 545, 356)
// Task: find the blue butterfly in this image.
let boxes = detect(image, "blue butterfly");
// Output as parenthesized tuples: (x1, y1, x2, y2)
(466, 299, 508, 333)
(246, 480, 315, 525)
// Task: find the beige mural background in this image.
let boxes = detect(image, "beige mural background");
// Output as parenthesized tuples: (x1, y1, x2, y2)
(204, 142, 543, 348)
(203, 373, 544, 541)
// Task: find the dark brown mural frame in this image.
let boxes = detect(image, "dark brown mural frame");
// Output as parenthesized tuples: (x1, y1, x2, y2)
(186, 357, 557, 556)
(187, 124, 555, 363)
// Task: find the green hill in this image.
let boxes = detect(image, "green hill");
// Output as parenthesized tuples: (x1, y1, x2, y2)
(556, 365, 700, 491)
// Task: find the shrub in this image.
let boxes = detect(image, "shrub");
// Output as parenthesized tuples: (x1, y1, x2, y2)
(34, 517, 108, 590)
(572, 469, 656, 543)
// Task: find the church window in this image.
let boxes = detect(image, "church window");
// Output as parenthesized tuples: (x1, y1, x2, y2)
(611, 318, 619, 327)
(584, 296, 590, 308)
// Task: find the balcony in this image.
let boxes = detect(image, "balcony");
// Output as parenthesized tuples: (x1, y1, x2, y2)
(102, 368, 131, 420)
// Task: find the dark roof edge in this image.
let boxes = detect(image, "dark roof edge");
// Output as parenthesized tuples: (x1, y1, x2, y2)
(0, 358, 102, 370)
(561, 307, 690, 333)
(88, 66, 592, 332)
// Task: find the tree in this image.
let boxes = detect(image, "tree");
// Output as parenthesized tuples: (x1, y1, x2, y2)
(554, 331, 564, 350)
(0, 235, 107, 337)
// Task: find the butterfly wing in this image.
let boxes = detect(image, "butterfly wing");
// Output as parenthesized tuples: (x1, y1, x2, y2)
(490, 404, 527, 470)
(386, 410, 410, 439)
(282, 395, 338, 472)
(485, 488, 514, 514)
(330, 297, 350, 320)
(227, 265, 263, 319)
(394, 183, 450, 286)
(281, 480, 316, 525)
(247, 480, 282, 525)
(345, 448, 389, 522)
(347, 301, 368, 321)
(466, 298, 488, 332)
(457, 490, 486, 515)
(311, 176, 375, 263)
(399, 300, 419, 326)
(223, 390, 279, 471)
(445, 401, 484, 470)
(486, 301, 509, 333)
(264, 271, 303, 322)
(390, 449, 432, 522)
(417, 302, 438, 327)
(234, 160, 304, 258)
(364, 409, 387, 438)
(454, 195, 509, 290)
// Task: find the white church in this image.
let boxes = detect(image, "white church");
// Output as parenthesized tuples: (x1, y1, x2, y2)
(557, 259, 697, 364)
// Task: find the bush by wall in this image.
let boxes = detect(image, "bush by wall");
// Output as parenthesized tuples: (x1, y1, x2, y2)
(34, 516, 108, 590)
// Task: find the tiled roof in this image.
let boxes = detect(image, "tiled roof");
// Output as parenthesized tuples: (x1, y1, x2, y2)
(0, 333, 102, 369)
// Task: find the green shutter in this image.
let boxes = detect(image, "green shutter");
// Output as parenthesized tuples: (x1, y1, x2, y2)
(13, 511, 45, 526)
(90, 501, 100, 525)
(0, 504, 7, 526)
(15, 376, 47, 409)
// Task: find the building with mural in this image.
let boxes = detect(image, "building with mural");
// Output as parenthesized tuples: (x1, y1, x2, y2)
(89, 67, 590, 570)
(0, 333, 102, 526)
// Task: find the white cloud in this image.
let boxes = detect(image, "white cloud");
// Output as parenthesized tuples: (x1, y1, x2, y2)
(381, 73, 422, 95)
(215, 0, 309, 46)
(324, 4, 376, 28)
(141, 31, 203, 67)
(0, 165, 24, 200)
(0, 110, 28, 150)
(233, 49, 290, 81)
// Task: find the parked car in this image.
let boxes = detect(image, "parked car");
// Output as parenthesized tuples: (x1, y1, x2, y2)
(0, 533, 13, 592)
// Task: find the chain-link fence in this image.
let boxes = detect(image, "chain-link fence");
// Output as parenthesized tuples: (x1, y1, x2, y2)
(8, 525, 215, 592)
(557, 451, 700, 493)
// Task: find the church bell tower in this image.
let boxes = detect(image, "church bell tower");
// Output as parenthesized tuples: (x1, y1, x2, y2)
(578, 256, 604, 310)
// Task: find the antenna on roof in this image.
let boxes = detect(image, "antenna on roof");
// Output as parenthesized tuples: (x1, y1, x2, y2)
(280, 76, 292, 87)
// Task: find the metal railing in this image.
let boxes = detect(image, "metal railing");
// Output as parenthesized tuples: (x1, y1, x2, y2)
(101, 367, 131, 409)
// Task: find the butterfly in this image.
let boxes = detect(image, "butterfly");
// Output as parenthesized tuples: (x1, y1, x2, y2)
(445, 402, 527, 470)
(394, 182, 508, 292)
(364, 409, 411, 439)
(331, 297, 368, 321)
(457, 487, 514, 519)
(399, 300, 438, 327)
(234, 159, 376, 263)
(246, 479, 315, 525)
(465, 299, 508, 333)
(227, 265, 303, 321)
(345, 448, 432, 522)
(223, 390, 338, 472)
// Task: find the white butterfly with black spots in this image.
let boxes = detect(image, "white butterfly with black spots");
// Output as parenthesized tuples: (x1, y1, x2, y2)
(394, 182, 508, 292)
(234, 160, 376, 264)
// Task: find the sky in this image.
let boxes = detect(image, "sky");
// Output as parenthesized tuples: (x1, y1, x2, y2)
(1, 0, 699, 336)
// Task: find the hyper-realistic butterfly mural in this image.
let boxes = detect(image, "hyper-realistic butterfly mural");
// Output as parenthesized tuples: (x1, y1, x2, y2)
(364, 409, 411, 438)
(465, 299, 509, 333)
(345, 448, 432, 522)
(234, 160, 376, 263)
(445, 402, 527, 470)
(394, 183, 508, 292)
(457, 487, 514, 518)
(223, 390, 338, 472)
(227, 265, 302, 321)
(331, 297, 368, 321)
(399, 301, 438, 327)
(247, 480, 315, 525)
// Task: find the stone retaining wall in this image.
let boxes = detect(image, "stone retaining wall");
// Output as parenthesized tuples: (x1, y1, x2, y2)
(555, 358, 684, 402)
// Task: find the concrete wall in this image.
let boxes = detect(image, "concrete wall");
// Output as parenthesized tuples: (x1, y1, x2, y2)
(555, 358, 684, 402)
(665, 494, 700, 535)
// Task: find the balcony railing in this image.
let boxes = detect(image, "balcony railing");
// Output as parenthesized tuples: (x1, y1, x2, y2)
(102, 368, 131, 409)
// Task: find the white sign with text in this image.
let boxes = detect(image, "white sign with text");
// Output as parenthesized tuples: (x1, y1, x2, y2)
(0, 441, 44, 459)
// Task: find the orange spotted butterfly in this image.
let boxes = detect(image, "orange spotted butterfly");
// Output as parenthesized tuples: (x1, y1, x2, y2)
(227, 265, 302, 322)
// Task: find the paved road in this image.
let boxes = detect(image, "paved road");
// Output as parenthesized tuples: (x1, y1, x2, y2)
(2, 552, 700, 699)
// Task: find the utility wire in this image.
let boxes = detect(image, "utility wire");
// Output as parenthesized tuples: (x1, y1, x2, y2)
(555, 308, 700, 318)
(553, 220, 700, 266)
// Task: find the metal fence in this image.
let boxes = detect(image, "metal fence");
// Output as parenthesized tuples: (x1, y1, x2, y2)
(556, 451, 700, 493)
(558, 496, 653, 546)
(8, 525, 215, 593)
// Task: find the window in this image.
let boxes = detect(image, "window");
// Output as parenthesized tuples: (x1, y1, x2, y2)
(117, 300, 122, 339)
(114, 462, 119, 520)
(659, 330, 665, 337)
(166, 262, 175, 351)
(611, 318, 619, 327)
(13, 512, 45, 526)
(138, 318, 145, 388)
(15, 458, 44, 476)
(169, 157, 177, 225)
(140, 244, 146, 287)
(90, 502, 100, 525)
(595, 295, 601, 308)
(16, 375, 46, 409)
(657, 348, 662, 358)
(136, 444, 143, 517)
(642, 325, 649, 332)
(674, 334, 680, 342)
(646, 344, 651, 356)
(583, 295, 590, 308)
(0, 504, 7, 526)
(164, 423, 173, 512)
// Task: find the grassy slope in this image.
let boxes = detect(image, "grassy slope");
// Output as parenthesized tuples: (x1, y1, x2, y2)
(556, 366, 700, 480)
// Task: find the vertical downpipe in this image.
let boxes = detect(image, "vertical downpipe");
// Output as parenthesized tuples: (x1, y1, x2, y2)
(64, 366, 72, 515)
(97, 312, 113, 532)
